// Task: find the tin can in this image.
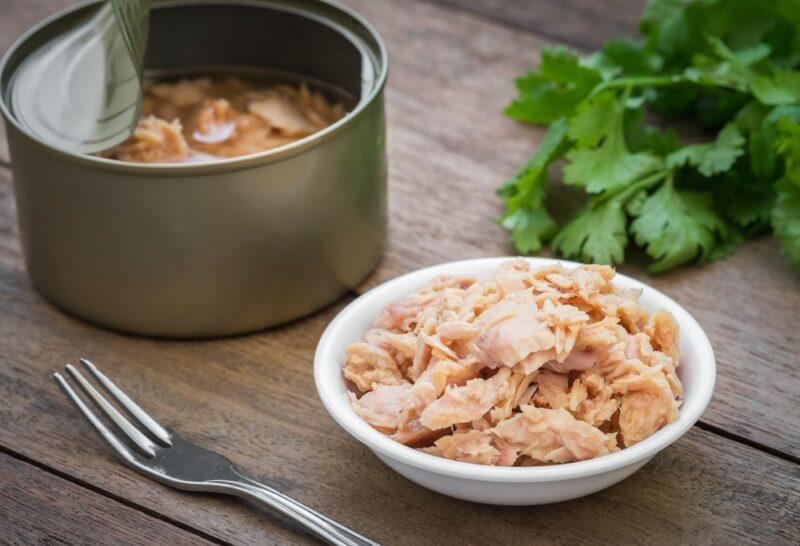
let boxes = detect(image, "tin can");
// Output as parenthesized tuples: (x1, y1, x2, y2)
(0, 0, 388, 337)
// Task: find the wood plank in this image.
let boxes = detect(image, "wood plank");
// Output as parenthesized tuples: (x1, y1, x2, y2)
(0, 1, 73, 56)
(0, 164, 798, 543)
(0, 451, 214, 545)
(429, 0, 644, 49)
(0, 278, 798, 546)
(0, 3, 797, 544)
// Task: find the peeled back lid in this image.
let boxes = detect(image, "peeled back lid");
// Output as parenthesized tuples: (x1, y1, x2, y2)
(7, 0, 149, 154)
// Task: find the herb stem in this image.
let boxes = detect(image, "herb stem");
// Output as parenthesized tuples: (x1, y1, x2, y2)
(595, 74, 687, 93)
(590, 169, 670, 208)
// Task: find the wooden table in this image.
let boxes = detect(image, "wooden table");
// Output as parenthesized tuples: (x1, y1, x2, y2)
(1, 1, 798, 544)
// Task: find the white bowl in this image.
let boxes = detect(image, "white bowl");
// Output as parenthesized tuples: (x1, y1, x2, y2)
(314, 257, 716, 505)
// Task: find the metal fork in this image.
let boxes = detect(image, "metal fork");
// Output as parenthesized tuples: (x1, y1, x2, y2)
(53, 359, 377, 546)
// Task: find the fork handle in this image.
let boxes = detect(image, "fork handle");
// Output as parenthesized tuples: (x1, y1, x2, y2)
(213, 470, 379, 546)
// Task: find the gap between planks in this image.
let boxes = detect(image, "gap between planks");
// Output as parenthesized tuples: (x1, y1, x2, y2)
(0, 442, 230, 546)
(695, 421, 800, 466)
(421, 0, 594, 50)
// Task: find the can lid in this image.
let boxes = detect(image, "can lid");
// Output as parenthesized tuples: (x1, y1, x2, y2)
(7, 0, 149, 154)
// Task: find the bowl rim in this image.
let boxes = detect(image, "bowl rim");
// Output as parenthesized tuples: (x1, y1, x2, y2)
(314, 257, 716, 483)
(0, 0, 389, 175)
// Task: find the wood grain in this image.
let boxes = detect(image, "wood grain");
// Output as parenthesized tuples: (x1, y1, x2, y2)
(429, 0, 644, 49)
(0, 193, 798, 544)
(0, 1, 73, 56)
(0, 451, 214, 545)
(0, 0, 798, 543)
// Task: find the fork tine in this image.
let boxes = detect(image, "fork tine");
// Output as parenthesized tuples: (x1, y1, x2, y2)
(53, 372, 141, 464)
(65, 364, 157, 457)
(79, 358, 172, 446)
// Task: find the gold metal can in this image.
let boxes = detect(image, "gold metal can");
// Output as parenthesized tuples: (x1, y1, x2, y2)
(0, 0, 388, 337)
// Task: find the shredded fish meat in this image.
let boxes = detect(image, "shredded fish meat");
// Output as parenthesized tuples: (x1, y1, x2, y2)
(344, 260, 683, 466)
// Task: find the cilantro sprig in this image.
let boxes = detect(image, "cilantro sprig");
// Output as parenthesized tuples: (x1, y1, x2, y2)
(500, 0, 800, 272)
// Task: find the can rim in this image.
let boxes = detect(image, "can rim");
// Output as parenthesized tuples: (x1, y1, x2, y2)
(0, 0, 389, 175)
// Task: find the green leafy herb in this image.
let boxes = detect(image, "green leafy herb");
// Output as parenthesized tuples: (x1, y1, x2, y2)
(665, 123, 745, 176)
(772, 116, 800, 266)
(552, 199, 629, 265)
(563, 91, 663, 194)
(500, 0, 800, 272)
(630, 176, 729, 272)
(505, 47, 601, 124)
(772, 180, 800, 266)
(498, 119, 569, 253)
